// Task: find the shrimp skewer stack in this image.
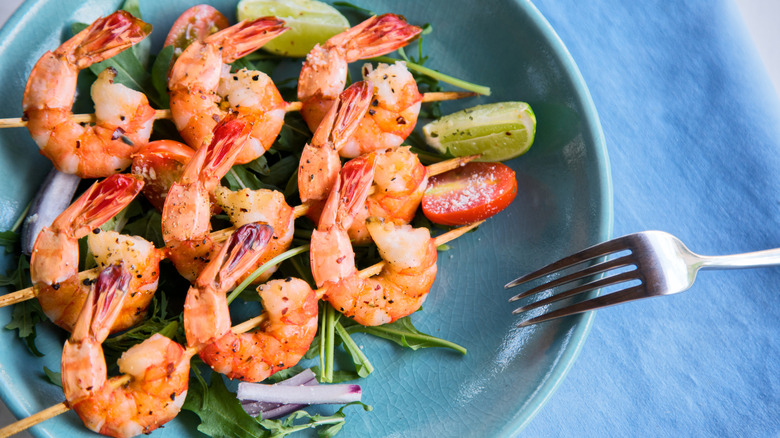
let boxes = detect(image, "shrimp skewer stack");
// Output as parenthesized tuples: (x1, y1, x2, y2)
(23, 11, 155, 178)
(29, 173, 165, 334)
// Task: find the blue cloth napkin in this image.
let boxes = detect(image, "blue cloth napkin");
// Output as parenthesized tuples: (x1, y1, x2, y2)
(523, 1, 780, 436)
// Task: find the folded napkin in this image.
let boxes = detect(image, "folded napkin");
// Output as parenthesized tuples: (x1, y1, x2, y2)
(525, 1, 780, 436)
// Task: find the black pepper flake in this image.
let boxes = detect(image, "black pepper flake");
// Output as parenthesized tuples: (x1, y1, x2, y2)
(92, 228, 101, 234)
(252, 74, 259, 81)
(52, 283, 60, 290)
(368, 109, 376, 116)
(372, 99, 379, 107)
(396, 116, 406, 125)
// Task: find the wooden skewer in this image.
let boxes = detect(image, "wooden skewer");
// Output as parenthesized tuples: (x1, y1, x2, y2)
(0, 221, 482, 437)
(0, 155, 479, 309)
(0, 91, 477, 129)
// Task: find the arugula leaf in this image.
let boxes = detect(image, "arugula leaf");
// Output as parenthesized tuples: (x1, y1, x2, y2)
(43, 366, 62, 388)
(335, 322, 374, 378)
(257, 402, 372, 438)
(183, 373, 271, 438)
(0, 230, 19, 253)
(2, 256, 45, 356)
(343, 316, 467, 354)
(149, 45, 174, 109)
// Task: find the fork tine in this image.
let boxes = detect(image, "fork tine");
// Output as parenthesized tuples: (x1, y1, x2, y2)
(512, 270, 639, 314)
(504, 237, 630, 289)
(508, 255, 634, 302)
(516, 285, 647, 327)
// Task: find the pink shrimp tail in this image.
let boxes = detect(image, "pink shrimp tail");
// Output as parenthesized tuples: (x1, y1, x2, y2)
(70, 264, 131, 344)
(206, 17, 288, 62)
(330, 14, 422, 62)
(180, 114, 252, 189)
(320, 153, 377, 231)
(312, 81, 373, 151)
(60, 11, 152, 69)
(51, 174, 144, 238)
(196, 223, 274, 292)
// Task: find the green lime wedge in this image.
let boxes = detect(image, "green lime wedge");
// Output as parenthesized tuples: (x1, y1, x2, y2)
(422, 102, 536, 162)
(237, 0, 349, 57)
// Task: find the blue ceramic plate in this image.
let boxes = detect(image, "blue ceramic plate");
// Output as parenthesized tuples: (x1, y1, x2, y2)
(0, 0, 611, 436)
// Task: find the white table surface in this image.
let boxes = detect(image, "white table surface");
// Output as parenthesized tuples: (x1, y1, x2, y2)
(0, 0, 778, 437)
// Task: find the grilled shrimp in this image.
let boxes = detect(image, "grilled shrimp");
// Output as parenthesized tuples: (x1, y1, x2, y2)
(340, 61, 423, 157)
(323, 217, 438, 326)
(297, 14, 421, 134)
(297, 81, 372, 205)
(184, 223, 317, 382)
(62, 264, 192, 438)
(31, 174, 145, 333)
(161, 115, 252, 281)
(22, 11, 155, 178)
(347, 146, 428, 243)
(167, 17, 288, 164)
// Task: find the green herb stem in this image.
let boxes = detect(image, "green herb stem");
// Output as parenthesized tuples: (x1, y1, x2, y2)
(335, 322, 374, 378)
(226, 244, 310, 305)
(320, 304, 337, 383)
(10, 202, 30, 233)
(372, 56, 491, 96)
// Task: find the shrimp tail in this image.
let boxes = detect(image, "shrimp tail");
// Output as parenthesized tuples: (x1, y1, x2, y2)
(312, 81, 373, 151)
(196, 223, 275, 292)
(206, 17, 288, 63)
(50, 173, 144, 239)
(60, 11, 152, 69)
(329, 14, 422, 62)
(70, 264, 131, 345)
(181, 113, 252, 187)
(322, 153, 377, 230)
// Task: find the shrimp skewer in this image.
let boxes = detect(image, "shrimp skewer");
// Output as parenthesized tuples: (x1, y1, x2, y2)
(30, 173, 156, 334)
(0, 91, 472, 129)
(62, 263, 193, 438)
(22, 11, 155, 178)
(0, 221, 480, 437)
(0, 154, 477, 311)
(161, 114, 253, 281)
(297, 14, 422, 133)
(168, 17, 288, 164)
(184, 222, 319, 382)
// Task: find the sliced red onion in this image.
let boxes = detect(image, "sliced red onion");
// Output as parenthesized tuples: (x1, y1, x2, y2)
(21, 169, 80, 255)
(237, 369, 362, 419)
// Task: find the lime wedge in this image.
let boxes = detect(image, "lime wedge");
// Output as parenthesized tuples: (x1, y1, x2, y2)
(237, 0, 349, 57)
(422, 102, 536, 162)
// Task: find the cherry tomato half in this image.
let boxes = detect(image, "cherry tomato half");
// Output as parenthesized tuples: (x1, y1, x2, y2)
(422, 162, 517, 226)
(164, 5, 229, 58)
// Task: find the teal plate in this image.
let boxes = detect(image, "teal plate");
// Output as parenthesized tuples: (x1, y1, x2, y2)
(0, 1, 611, 437)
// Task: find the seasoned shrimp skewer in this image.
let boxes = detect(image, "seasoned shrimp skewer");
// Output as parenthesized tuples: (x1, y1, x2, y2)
(30, 174, 153, 333)
(168, 17, 288, 164)
(310, 155, 447, 326)
(185, 223, 319, 382)
(1, 222, 481, 437)
(161, 114, 253, 281)
(22, 11, 155, 178)
(62, 264, 193, 438)
(297, 14, 422, 133)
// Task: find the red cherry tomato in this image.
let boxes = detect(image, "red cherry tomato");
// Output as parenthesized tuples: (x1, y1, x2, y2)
(164, 5, 229, 58)
(422, 162, 517, 226)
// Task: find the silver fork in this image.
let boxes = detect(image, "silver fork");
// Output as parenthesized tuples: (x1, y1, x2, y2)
(506, 230, 780, 327)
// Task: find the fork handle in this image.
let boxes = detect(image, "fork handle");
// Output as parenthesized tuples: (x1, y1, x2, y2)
(699, 247, 780, 269)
